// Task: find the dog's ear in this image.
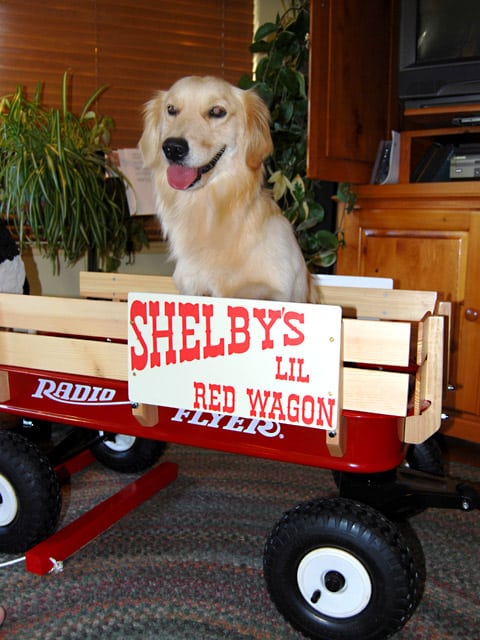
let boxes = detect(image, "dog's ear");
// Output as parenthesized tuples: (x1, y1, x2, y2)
(139, 91, 166, 167)
(243, 89, 273, 170)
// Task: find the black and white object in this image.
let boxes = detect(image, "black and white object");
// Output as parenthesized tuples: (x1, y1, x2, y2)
(0, 220, 26, 294)
(371, 131, 400, 185)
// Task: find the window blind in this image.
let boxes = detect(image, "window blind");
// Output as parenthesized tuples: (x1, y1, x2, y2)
(0, 0, 254, 147)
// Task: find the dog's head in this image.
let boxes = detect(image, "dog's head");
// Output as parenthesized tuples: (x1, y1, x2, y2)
(139, 76, 273, 191)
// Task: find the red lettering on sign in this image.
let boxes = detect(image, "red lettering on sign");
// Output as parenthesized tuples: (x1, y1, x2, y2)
(228, 306, 250, 355)
(149, 300, 177, 367)
(202, 304, 225, 358)
(246, 387, 336, 428)
(245, 387, 270, 418)
(129, 300, 149, 370)
(283, 311, 305, 346)
(129, 298, 309, 369)
(275, 356, 310, 382)
(193, 381, 235, 413)
(179, 302, 201, 362)
(252, 308, 282, 349)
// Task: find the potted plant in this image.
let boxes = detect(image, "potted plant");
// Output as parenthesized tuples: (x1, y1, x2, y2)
(0, 72, 147, 272)
(240, 1, 355, 269)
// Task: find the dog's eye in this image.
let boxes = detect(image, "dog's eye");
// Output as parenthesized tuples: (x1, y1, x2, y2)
(167, 104, 177, 116)
(208, 105, 227, 119)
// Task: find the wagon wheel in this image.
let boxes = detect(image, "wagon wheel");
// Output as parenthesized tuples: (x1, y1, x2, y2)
(0, 431, 62, 553)
(263, 497, 419, 640)
(90, 432, 166, 473)
(333, 434, 446, 518)
(404, 434, 445, 476)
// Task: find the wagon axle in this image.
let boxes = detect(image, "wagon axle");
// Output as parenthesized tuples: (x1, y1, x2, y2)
(336, 465, 480, 519)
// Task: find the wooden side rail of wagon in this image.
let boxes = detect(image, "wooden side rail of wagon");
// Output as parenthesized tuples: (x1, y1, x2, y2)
(0, 271, 448, 460)
(80, 271, 448, 449)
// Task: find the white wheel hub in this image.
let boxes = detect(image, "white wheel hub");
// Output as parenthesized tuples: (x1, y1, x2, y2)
(297, 547, 372, 618)
(0, 473, 19, 526)
(98, 432, 135, 452)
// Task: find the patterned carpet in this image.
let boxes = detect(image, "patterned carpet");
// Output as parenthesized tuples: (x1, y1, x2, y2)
(0, 443, 479, 639)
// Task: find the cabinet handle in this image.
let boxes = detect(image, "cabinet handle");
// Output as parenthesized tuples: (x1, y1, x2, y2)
(465, 308, 479, 322)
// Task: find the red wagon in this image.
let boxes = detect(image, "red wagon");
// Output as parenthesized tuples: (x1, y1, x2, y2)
(0, 272, 477, 640)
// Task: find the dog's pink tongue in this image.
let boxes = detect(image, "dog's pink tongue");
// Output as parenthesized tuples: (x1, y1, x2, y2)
(167, 165, 198, 190)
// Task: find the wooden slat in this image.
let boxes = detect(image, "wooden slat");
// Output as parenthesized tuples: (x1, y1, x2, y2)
(0, 293, 128, 340)
(343, 368, 410, 416)
(342, 319, 411, 366)
(403, 315, 444, 444)
(437, 300, 452, 388)
(0, 332, 127, 380)
(317, 285, 437, 321)
(413, 313, 430, 415)
(326, 414, 346, 458)
(81, 272, 437, 322)
(132, 403, 159, 427)
(80, 272, 178, 300)
(0, 328, 412, 416)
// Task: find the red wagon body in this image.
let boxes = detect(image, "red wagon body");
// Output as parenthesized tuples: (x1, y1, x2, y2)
(0, 365, 407, 474)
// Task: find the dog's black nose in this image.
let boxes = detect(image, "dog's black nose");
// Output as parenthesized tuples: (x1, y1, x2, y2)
(163, 137, 189, 162)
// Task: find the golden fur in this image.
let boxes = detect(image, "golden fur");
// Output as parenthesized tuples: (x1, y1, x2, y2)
(140, 75, 319, 302)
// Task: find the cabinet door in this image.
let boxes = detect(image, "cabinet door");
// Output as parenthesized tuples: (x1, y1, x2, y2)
(359, 229, 467, 301)
(337, 208, 480, 417)
(456, 215, 480, 416)
(307, 0, 398, 183)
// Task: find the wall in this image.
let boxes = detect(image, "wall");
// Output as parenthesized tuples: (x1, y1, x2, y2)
(255, 0, 282, 27)
(23, 241, 173, 297)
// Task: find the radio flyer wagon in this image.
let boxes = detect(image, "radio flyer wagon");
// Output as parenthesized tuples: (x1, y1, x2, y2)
(0, 271, 478, 640)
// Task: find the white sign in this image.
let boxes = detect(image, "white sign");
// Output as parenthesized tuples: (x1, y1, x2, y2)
(128, 294, 342, 431)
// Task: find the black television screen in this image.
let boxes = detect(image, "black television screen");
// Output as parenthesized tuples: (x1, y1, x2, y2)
(399, 0, 480, 108)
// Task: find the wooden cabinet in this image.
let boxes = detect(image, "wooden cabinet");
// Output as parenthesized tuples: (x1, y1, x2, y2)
(336, 181, 480, 443)
(307, 2, 480, 442)
(307, 0, 399, 183)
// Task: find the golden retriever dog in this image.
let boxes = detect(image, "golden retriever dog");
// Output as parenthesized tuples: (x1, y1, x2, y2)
(140, 76, 319, 303)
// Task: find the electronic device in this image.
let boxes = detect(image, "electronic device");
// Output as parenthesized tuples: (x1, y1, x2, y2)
(398, 0, 480, 109)
(449, 154, 480, 179)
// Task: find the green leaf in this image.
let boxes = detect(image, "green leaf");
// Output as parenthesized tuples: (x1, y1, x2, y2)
(296, 217, 317, 232)
(249, 40, 271, 54)
(313, 230, 340, 250)
(308, 202, 325, 220)
(290, 9, 310, 39)
(251, 82, 273, 107)
(278, 67, 300, 95)
(274, 30, 297, 53)
(266, 47, 286, 73)
(238, 74, 255, 90)
(254, 22, 278, 42)
(337, 182, 357, 212)
(278, 100, 294, 123)
(297, 72, 307, 99)
(309, 250, 338, 268)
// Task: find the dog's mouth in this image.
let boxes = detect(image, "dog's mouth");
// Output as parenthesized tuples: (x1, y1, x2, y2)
(166, 146, 226, 190)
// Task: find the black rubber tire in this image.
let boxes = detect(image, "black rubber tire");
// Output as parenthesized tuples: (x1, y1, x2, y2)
(264, 497, 419, 640)
(90, 432, 166, 472)
(405, 435, 445, 476)
(0, 430, 62, 553)
(332, 435, 446, 518)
